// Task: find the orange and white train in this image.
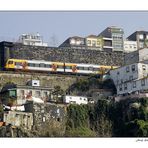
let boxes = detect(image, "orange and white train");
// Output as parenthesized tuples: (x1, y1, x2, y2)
(5, 59, 118, 75)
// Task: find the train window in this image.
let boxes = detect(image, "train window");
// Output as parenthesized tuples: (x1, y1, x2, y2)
(65, 66, 72, 69)
(15, 62, 22, 66)
(88, 67, 93, 71)
(77, 67, 84, 70)
(45, 64, 51, 68)
(57, 65, 64, 69)
(93, 68, 98, 71)
(83, 67, 88, 70)
(28, 63, 35, 67)
(40, 63, 45, 67)
(8, 61, 13, 64)
(34, 63, 40, 67)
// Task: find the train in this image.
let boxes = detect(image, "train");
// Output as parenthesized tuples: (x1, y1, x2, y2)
(5, 59, 119, 75)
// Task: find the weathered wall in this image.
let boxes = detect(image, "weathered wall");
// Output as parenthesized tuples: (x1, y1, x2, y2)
(3, 111, 33, 130)
(1, 42, 125, 66)
(24, 101, 67, 137)
(0, 72, 77, 91)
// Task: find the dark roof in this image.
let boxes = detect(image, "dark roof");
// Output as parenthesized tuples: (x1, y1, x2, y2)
(86, 35, 97, 38)
(127, 30, 148, 40)
(70, 36, 84, 39)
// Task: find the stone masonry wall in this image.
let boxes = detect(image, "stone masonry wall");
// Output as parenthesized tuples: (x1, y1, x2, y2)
(0, 72, 77, 91)
(9, 43, 124, 66)
(24, 101, 67, 137)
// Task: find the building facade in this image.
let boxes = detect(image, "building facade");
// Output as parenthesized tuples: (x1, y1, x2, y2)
(0, 81, 53, 106)
(63, 95, 88, 105)
(3, 111, 33, 130)
(124, 40, 137, 53)
(19, 33, 48, 47)
(59, 36, 85, 49)
(127, 31, 148, 49)
(98, 26, 124, 52)
(110, 62, 148, 95)
(85, 35, 103, 50)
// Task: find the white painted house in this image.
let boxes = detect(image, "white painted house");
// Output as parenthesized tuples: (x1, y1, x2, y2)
(63, 95, 88, 105)
(110, 63, 148, 95)
(110, 63, 148, 86)
(19, 33, 48, 47)
(116, 77, 148, 95)
(124, 40, 137, 53)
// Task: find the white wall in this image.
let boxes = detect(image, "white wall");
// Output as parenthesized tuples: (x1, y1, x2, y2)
(63, 95, 88, 105)
(110, 63, 148, 95)
(124, 41, 137, 53)
(110, 63, 148, 86)
(116, 77, 148, 95)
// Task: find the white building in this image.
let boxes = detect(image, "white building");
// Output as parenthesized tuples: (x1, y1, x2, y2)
(63, 95, 88, 105)
(110, 63, 148, 95)
(124, 40, 137, 53)
(110, 63, 148, 86)
(19, 33, 48, 47)
(116, 77, 148, 95)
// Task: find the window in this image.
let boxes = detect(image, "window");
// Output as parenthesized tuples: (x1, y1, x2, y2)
(40, 63, 45, 67)
(87, 40, 91, 45)
(141, 79, 145, 86)
(129, 76, 133, 80)
(88, 67, 93, 71)
(142, 65, 146, 70)
(139, 34, 144, 40)
(20, 90, 25, 96)
(36, 91, 41, 97)
(45, 64, 51, 68)
(8, 61, 13, 64)
(133, 81, 136, 88)
(92, 40, 96, 46)
(57, 65, 64, 69)
(65, 66, 72, 69)
(124, 83, 127, 90)
(77, 67, 84, 70)
(9, 90, 16, 97)
(28, 63, 35, 67)
(43, 91, 48, 97)
(34, 63, 40, 67)
(83, 67, 88, 70)
(126, 66, 130, 72)
(131, 65, 136, 71)
(93, 68, 99, 71)
(15, 62, 22, 66)
(97, 40, 101, 45)
(119, 84, 122, 91)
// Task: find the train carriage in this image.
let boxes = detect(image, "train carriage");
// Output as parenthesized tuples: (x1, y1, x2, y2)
(5, 58, 118, 75)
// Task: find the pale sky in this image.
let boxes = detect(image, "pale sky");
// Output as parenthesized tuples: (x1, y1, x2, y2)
(0, 11, 148, 46)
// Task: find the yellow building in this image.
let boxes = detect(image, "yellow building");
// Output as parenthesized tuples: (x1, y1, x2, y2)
(85, 35, 103, 48)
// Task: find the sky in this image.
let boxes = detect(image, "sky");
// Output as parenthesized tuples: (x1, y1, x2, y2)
(1, 11, 148, 46)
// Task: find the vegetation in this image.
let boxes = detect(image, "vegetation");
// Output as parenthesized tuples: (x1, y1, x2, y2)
(65, 98, 148, 137)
